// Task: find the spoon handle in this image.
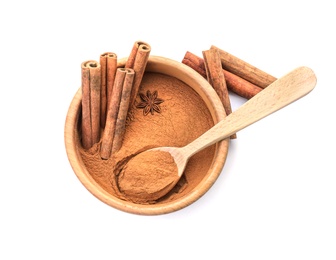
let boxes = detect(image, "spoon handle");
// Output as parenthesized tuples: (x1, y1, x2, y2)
(183, 66, 317, 157)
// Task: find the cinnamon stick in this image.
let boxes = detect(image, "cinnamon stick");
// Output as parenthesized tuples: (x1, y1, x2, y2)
(125, 41, 151, 109)
(202, 48, 236, 139)
(100, 68, 133, 159)
(81, 64, 91, 149)
(125, 40, 149, 68)
(223, 70, 262, 99)
(100, 52, 117, 128)
(112, 68, 135, 153)
(81, 60, 101, 149)
(182, 51, 263, 99)
(210, 45, 277, 88)
(182, 51, 207, 78)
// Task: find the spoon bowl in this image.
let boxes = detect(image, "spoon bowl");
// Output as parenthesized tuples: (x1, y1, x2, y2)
(118, 66, 317, 202)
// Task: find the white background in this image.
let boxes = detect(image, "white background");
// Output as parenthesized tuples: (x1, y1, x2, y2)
(1, 1, 335, 259)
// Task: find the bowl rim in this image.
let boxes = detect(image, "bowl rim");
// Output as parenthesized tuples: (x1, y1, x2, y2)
(64, 55, 229, 215)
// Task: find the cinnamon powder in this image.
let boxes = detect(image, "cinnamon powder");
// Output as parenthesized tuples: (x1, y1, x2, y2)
(79, 72, 216, 204)
(117, 150, 178, 204)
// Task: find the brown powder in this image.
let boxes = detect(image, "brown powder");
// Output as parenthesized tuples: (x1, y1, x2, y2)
(79, 72, 216, 204)
(117, 150, 178, 204)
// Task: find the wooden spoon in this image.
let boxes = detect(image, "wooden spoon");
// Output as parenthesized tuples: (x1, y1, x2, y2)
(117, 66, 317, 202)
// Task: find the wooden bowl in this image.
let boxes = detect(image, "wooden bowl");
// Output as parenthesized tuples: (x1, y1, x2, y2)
(64, 56, 229, 215)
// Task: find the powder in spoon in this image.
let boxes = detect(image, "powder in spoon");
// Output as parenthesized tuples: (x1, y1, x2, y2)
(116, 150, 178, 203)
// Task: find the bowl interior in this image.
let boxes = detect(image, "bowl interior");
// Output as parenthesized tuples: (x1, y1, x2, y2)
(64, 56, 229, 215)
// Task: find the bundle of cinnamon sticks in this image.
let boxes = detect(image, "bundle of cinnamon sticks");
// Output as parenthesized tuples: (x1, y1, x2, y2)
(80, 41, 151, 160)
(182, 45, 277, 138)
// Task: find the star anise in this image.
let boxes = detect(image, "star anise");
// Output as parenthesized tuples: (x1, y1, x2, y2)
(136, 90, 164, 116)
